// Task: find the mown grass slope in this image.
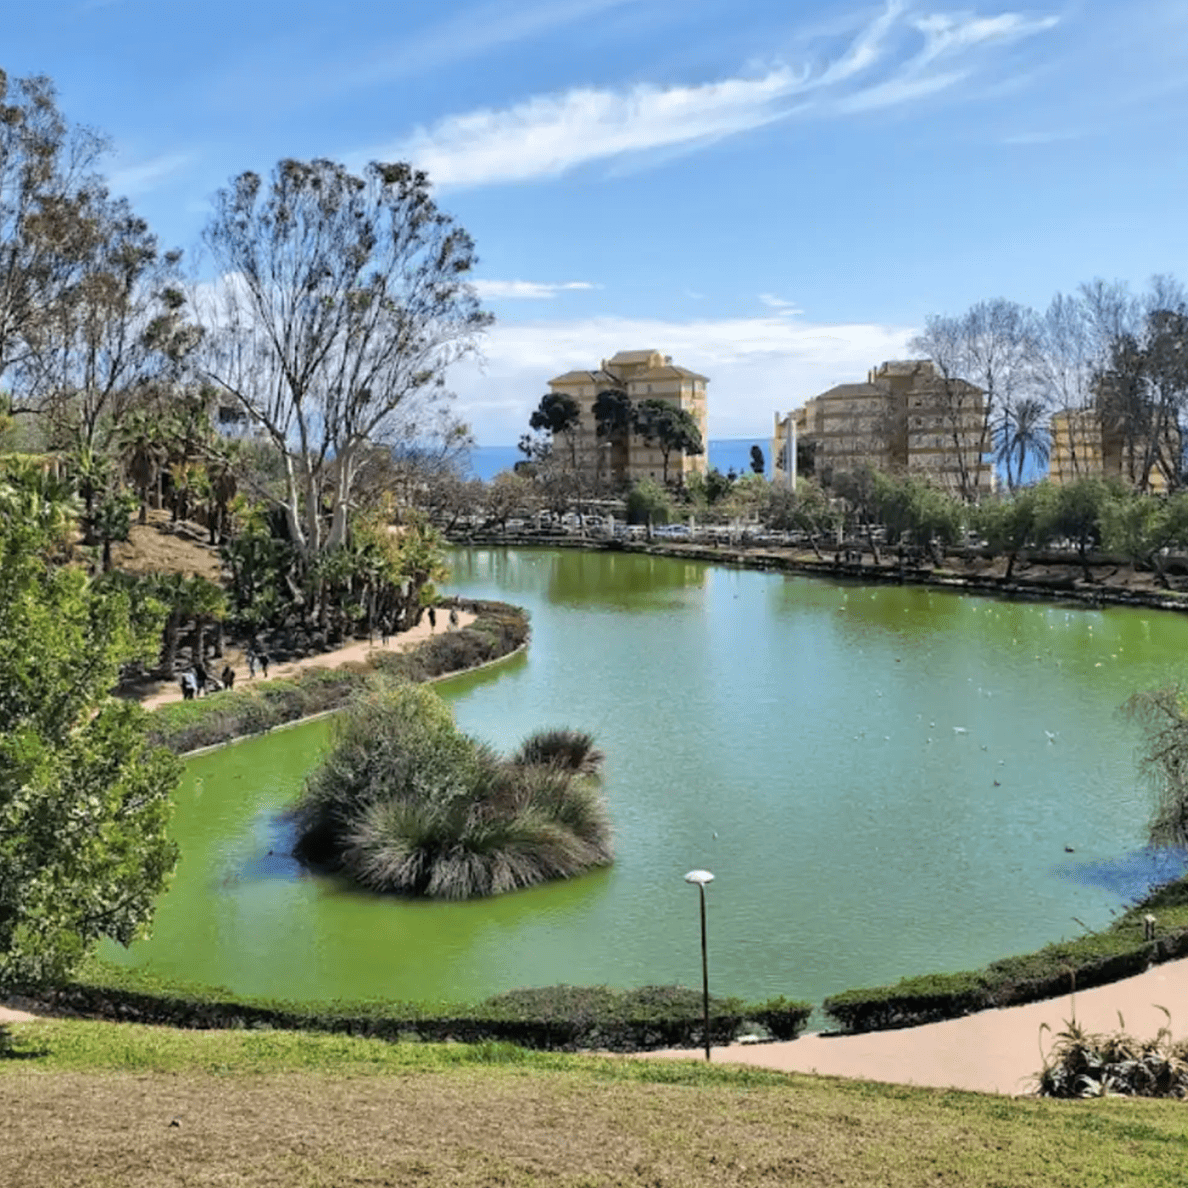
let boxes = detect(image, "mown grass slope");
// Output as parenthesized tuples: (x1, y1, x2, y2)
(3, 1019, 1188, 1187)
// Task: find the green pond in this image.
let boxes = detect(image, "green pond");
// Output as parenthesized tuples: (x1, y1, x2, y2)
(104, 548, 1188, 1006)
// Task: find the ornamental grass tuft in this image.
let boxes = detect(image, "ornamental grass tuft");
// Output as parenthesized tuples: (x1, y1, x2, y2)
(292, 680, 612, 899)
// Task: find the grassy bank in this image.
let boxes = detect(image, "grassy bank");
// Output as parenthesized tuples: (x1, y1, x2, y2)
(145, 600, 529, 754)
(4, 1018, 1188, 1188)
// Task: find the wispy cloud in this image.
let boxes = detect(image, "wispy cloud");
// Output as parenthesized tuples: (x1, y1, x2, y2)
(759, 293, 803, 315)
(447, 313, 917, 442)
(108, 151, 193, 198)
(388, 68, 808, 187)
(471, 279, 600, 300)
(369, 3, 1060, 188)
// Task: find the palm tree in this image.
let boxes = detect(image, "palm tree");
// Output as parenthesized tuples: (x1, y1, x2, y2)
(996, 398, 1051, 490)
(117, 410, 166, 524)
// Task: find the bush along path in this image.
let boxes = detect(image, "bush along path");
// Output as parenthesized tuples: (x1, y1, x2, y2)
(821, 876, 1188, 1033)
(144, 600, 528, 755)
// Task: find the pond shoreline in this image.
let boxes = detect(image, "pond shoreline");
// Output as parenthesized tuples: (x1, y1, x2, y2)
(450, 533, 1188, 614)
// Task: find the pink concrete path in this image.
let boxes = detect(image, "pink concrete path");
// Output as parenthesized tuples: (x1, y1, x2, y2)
(643, 957, 1188, 1095)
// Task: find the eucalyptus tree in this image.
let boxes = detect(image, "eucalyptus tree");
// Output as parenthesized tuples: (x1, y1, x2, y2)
(910, 298, 1040, 501)
(197, 158, 491, 570)
(25, 200, 189, 454)
(0, 70, 107, 387)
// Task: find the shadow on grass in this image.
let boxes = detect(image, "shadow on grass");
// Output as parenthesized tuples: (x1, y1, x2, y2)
(0, 1024, 50, 1061)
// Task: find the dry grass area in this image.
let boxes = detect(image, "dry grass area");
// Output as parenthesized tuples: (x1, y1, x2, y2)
(3, 1022, 1188, 1188)
(102, 509, 223, 582)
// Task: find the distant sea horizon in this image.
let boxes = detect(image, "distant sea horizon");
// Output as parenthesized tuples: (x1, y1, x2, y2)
(465, 437, 773, 484)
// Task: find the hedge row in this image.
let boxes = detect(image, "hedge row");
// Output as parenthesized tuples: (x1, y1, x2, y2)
(823, 881, 1188, 1033)
(144, 600, 529, 755)
(44, 982, 812, 1053)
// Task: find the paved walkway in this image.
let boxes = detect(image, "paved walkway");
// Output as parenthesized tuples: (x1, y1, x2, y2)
(642, 956, 1188, 1095)
(139, 609, 476, 710)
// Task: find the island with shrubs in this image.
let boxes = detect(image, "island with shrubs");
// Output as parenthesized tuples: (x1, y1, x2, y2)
(291, 680, 613, 898)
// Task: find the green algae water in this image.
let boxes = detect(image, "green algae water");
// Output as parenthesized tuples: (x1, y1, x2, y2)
(103, 549, 1188, 1005)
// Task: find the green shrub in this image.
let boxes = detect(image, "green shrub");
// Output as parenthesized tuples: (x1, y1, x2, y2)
(292, 682, 612, 899)
(822, 878, 1188, 1033)
(746, 995, 814, 1040)
(46, 978, 792, 1053)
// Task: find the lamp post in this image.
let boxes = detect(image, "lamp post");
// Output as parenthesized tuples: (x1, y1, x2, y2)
(684, 868, 714, 1061)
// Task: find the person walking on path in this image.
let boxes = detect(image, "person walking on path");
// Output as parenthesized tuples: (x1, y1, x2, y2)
(448, 603, 459, 629)
(246, 648, 257, 679)
(221, 664, 235, 690)
(380, 616, 391, 647)
(180, 669, 198, 700)
(194, 659, 208, 697)
(258, 649, 270, 679)
(428, 606, 437, 632)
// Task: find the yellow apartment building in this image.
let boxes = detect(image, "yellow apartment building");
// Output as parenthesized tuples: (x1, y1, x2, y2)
(1049, 406, 1178, 492)
(773, 360, 994, 497)
(546, 349, 709, 484)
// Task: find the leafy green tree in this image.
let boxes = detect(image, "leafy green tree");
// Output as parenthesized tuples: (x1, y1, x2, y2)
(1039, 477, 1119, 579)
(762, 479, 840, 560)
(1101, 489, 1188, 589)
(750, 444, 765, 474)
(974, 485, 1055, 580)
(0, 473, 179, 992)
(625, 478, 672, 527)
(633, 398, 703, 484)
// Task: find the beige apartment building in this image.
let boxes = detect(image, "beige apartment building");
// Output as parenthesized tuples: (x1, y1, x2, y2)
(773, 360, 994, 497)
(1049, 407, 1179, 492)
(546, 349, 708, 484)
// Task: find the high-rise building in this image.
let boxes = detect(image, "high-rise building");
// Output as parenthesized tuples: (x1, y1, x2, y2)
(546, 350, 708, 485)
(775, 360, 994, 497)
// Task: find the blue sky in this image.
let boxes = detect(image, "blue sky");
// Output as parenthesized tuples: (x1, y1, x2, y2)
(6, 0, 1187, 445)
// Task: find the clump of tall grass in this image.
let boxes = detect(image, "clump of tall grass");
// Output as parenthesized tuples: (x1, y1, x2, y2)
(292, 680, 612, 899)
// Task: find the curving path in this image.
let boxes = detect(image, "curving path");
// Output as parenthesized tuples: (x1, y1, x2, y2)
(138, 609, 476, 711)
(643, 956, 1188, 1094)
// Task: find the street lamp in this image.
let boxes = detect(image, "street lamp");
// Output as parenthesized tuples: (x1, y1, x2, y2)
(684, 868, 714, 1061)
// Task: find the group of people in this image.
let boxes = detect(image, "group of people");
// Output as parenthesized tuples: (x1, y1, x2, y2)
(175, 606, 461, 702)
(179, 660, 237, 700)
(178, 644, 271, 700)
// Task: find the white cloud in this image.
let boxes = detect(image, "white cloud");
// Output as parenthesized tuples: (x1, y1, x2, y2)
(387, 67, 808, 187)
(108, 152, 193, 198)
(471, 279, 600, 300)
(446, 313, 917, 444)
(364, 3, 1060, 188)
(759, 293, 803, 315)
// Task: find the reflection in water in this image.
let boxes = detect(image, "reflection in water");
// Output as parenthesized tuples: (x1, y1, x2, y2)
(1058, 847, 1188, 901)
(103, 550, 1188, 1006)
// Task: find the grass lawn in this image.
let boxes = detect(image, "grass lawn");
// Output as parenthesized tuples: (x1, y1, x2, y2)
(3, 1019, 1188, 1186)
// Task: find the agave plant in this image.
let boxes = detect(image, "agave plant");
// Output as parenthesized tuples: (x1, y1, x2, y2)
(1036, 1009, 1188, 1098)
